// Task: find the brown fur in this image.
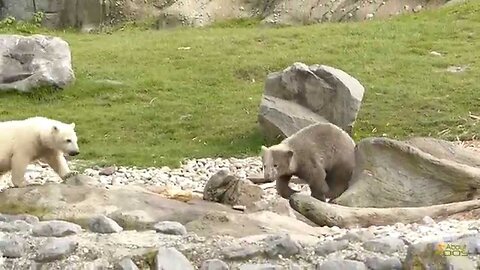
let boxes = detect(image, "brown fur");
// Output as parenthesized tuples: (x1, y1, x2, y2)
(261, 122, 356, 202)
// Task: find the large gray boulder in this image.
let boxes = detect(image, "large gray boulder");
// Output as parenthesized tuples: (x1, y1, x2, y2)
(0, 34, 75, 93)
(334, 137, 480, 208)
(258, 62, 364, 143)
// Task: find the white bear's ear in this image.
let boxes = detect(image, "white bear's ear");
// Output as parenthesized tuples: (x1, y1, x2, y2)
(52, 126, 59, 133)
(261, 145, 268, 152)
(70, 123, 76, 129)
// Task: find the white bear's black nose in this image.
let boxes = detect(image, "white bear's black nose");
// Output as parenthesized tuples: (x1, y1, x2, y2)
(69, 151, 79, 156)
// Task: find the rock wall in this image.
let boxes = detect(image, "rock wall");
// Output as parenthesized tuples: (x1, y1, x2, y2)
(0, 0, 459, 30)
(0, 0, 119, 31)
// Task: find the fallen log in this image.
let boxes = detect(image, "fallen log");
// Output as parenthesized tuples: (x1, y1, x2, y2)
(248, 174, 305, 185)
(289, 193, 480, 228)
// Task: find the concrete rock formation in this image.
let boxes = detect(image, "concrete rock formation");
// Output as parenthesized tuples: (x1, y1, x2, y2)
(258, 62, 364, 143)
(0, 0, 116, 31)
(0, 0, 461, 30)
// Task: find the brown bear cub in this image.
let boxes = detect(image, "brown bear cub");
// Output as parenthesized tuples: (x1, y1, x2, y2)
(260, 122, 356, 202)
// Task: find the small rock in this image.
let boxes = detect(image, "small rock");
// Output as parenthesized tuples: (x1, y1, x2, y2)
(0, 214, 39, 224)
(413, 5, 423, 12)
(445, 255, 477, 269)
(0, 220, 32, 232)
(338, 230, 375, 242)
(35, 238, 77, 262)
(200, 259, 229, 270)
(116, 257, 139, 270)
(64, 174, 98, 186)
(403, 238, 469, 269)
(446, 65, 467, 73)
(365, 256, 402, 270)
(0, 237, 25, 258)
(264, 234, 301, 258)
(153, 221, 187, 235)
(366, 13, 374, 19)
(455, 234, 480, 254)
(203, 170, 263, 208)
(32, 220, 82, 237)
(315, 239, 349, 255)
(317, 259, 367, 270)
(109, 209, 156, 230)
(362, 237, 406, 254)
(422, 216, 436, 225)
(233, 205, 246, 212)
(80, 258, 110, 269)
(222, 245, 264, 260)
(89, 215, 123, 234)
(99, 166, 116, 176)
(288, 263, 302, 270)
(238, 264, 283, 270)
(155, 247, 194, 270)
(429, 51, 442, 57)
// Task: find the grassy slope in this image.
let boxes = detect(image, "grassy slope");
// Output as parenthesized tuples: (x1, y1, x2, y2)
(0, 2, 479, 167)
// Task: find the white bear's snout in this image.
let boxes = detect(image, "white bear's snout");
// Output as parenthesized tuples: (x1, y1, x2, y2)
(68, 150, 80, 156)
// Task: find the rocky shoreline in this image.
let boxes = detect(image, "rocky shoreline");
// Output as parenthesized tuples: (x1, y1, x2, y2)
(0, 146, 479, 269)
(0, 212, 478, 269)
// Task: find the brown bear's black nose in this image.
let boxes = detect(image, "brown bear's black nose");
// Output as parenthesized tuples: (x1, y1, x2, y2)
(69, 151, 80, 156)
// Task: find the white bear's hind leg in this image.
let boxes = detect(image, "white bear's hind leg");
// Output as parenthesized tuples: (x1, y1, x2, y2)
(10, 155, 29, 188)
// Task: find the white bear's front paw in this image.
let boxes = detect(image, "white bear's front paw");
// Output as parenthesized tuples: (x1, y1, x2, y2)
(61, 171, 80, 181)
(12, 182, 27, 188)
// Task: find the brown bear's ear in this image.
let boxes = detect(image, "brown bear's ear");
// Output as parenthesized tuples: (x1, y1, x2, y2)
(70, 123, 76, 129)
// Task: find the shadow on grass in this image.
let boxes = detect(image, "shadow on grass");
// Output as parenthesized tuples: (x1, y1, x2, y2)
(0, 86, 65, 101)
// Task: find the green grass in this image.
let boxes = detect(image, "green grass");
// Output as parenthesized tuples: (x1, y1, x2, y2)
(1, 2, 480, 168)
(0, 202, 50, 218)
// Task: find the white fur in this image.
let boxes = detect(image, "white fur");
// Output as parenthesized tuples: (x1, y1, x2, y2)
(0, 116, 79, 187)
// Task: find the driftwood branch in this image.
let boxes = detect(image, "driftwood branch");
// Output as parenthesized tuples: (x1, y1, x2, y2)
(289, 193, 480, 228)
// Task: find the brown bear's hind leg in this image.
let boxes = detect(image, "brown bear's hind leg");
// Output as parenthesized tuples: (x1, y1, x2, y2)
(325, 167, 352, 201)
(304, 167, 329, 202)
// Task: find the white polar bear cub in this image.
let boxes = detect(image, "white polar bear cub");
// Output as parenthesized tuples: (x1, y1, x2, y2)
(0, 116, 80, 188)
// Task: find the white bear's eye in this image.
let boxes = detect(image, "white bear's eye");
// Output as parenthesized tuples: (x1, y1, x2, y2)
(66, 139, 72, 143)
(274, 164, 278, 168)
